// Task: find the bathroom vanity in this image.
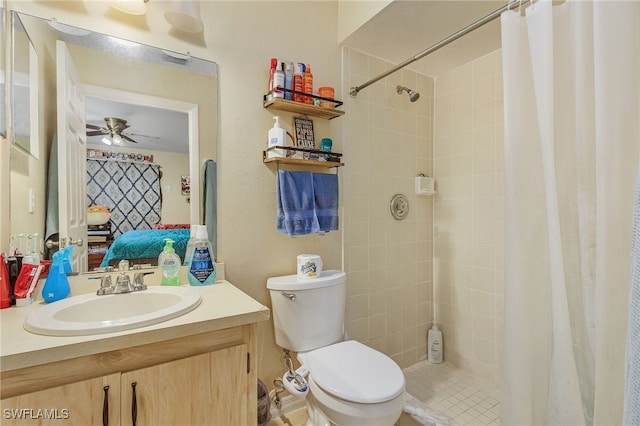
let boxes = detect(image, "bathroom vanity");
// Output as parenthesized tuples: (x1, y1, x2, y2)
(0, 278, 270, 425)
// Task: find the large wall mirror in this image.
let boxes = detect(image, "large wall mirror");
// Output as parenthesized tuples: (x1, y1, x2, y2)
(8, 11, 218, 273)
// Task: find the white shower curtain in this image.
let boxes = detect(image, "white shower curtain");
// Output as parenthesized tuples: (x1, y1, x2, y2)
(501, 1, 639, 425)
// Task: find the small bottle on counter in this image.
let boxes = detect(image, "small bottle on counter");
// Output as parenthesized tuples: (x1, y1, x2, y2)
(188, 226, 216, 286)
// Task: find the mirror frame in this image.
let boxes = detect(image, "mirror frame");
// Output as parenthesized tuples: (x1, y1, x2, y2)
(10, 11, 40, 159)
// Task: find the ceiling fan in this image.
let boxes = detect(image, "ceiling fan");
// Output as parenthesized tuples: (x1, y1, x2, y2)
(86, 117, 156, 145)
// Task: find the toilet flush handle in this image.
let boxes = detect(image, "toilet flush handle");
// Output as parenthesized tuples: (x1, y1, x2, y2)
(281, 291, 296, 301)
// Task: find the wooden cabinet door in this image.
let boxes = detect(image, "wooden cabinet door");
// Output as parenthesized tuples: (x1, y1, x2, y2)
(209, 344, 250, 426)
(121, 343, 249, 426)
(121, 352, 210, 426)
(0, 373, 121, 426)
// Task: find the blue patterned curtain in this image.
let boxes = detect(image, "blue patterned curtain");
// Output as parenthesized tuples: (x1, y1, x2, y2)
(87, 159, 162, 237)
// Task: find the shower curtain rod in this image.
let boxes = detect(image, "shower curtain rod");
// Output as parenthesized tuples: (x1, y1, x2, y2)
(348, 0, 528, 97)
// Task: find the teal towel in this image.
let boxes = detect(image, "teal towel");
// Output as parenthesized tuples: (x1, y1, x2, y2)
(276, 171, 320, 236)
(313, 173, 339, 232)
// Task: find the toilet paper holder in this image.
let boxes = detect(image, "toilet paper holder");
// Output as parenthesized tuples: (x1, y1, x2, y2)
(415, 174, 436, 196)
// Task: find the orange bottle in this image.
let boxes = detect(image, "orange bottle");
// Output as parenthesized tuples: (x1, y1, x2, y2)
(302, 65, 313, 105)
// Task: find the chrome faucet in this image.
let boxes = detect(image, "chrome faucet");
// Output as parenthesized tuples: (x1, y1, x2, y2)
(95, 261, 154, 295)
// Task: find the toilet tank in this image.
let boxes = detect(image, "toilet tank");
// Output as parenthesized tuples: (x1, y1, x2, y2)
(267, 270, 346, 352)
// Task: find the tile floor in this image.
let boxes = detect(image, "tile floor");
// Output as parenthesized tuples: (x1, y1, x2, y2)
(404, 361, 500, 426)
(269, 361, 500, 426)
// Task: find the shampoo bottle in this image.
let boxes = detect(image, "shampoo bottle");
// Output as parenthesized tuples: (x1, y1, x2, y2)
(41, 251, 70, 303)
(267, 116, 287, 158)
(293, 63, 305, 103)
(159, 238, 181, 286)
(427, 324, 443, 364)
(188, 226, 216, 286)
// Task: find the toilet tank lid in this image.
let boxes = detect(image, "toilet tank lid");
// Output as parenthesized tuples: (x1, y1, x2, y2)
(267, 270, 346, 291)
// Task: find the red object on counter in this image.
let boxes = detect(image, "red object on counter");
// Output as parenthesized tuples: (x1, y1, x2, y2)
(1, 254, 11, 309)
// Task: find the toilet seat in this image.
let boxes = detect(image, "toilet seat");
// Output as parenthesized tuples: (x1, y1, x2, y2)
(302, 340, 405, 404)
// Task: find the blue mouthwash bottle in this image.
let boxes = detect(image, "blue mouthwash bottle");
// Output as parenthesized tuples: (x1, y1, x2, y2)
(187, 225, 216, 286)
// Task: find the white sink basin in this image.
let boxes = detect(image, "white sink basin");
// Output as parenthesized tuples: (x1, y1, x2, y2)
(24, 286, 202, 336)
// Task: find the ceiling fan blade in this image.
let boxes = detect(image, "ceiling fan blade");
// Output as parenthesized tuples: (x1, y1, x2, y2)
(87, 130, 108, 136)
(86, 123, 103, 130)
(126, 132, 160, 140)
(122, 134, 139, 144)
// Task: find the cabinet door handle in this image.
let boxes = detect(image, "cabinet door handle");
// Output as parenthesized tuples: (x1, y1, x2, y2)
(102, 386, 109, 426)
(131, 382, 138, 426)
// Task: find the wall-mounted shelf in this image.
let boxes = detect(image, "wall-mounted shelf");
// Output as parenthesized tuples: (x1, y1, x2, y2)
(263, 89, 345, 120)
(263, 146, 344, 168)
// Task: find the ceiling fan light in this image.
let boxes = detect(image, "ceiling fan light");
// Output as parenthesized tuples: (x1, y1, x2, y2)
(101, 136, 113, 146)
(109, 0, 148, 16)
(112, 134, 124, 145)
(165, 0, 203, 33)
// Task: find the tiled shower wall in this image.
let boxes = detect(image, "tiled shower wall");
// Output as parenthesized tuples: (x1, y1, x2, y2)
(432, 51, 505, 384)
(342, 47, 505, 381)
(342, 47, 435, 368)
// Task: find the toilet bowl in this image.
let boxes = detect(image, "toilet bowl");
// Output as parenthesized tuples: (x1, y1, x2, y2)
(267, 271, 406, 425)
(299, 340, 405, 426)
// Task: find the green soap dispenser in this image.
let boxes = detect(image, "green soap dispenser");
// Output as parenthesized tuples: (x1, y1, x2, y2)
(159, 238, 181, 286)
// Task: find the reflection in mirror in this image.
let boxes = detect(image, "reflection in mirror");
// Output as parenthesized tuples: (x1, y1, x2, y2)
(9, 12, 218, 274)
(1, 8, 5, 137)
(11, 12, 40, 159)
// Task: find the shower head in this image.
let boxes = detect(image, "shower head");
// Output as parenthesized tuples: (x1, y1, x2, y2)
(396, 85, 420, 102)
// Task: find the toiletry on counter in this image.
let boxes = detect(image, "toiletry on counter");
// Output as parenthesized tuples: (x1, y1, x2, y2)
(267, 116, 288, 158)
(42, 251, 70, 303)
(183, 225, 198, 267)
(159, 238, 181, 286)
(1, 254, 11, 309)
(187, 225, 216, 286)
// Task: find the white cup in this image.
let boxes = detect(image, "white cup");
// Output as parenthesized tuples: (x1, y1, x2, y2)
(297, 254, 323, 279)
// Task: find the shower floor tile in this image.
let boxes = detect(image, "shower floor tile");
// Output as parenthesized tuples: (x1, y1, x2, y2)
(403, 361, 500, 426)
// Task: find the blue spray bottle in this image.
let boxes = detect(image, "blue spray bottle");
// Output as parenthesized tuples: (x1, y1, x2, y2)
(62, 246, 74, 274)
(41, 251, 70, 303)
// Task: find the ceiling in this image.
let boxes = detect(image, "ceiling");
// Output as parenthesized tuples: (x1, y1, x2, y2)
(342, 0, 506, 78)
(85, 1, 506, 146)
(85, 96, 189, 154)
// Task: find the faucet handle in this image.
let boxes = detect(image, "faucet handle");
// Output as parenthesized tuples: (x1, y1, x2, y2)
(96, 275, 114, 295)
(133, 271, 154, 291)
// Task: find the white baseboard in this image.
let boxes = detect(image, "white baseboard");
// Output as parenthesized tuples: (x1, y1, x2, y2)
(269, 392, 307, 419)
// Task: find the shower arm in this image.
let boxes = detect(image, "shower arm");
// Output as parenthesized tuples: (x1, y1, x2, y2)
(348, 0, 528, 97)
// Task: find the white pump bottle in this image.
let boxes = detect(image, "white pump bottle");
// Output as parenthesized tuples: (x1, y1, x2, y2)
(267, 116, 288, 158)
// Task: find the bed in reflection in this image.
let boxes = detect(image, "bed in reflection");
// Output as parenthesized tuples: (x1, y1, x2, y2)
(100, 227, 190, 268)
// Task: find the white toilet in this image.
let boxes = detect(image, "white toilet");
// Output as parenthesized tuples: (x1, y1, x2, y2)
(267, 270, 406, 426)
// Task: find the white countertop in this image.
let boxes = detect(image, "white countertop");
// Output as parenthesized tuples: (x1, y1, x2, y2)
(0, 280, 270, 372)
